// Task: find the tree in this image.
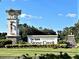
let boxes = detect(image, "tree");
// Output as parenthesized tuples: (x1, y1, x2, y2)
(0, 32, 7, 39)
(42, 28, 56, 35)
(60, 20, 79, 43)
(19, 24, 28, 41)
(19, 23, 56, 42)
(57, 30, 62, 40)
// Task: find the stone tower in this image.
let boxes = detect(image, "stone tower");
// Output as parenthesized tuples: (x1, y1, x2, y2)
(67, 35, 76, 47)
(6, 9, 21, 44)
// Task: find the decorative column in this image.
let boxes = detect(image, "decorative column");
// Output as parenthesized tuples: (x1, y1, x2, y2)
(6, 9, 21, 44)
(67, 34, 76, 47)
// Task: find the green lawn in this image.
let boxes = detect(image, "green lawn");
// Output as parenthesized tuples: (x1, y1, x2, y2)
(0, 48, 79, 57)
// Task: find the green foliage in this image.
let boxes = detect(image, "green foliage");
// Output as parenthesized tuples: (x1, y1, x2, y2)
(20, 54, 32, 59)
(59, 44, 67, 48)
(15, 52, 71, 59)
(0, 32, 7, 39)
(39, 52, 71, 59)
(5, 44, 29, 48)
(0, 40, 12, 47)
(5, 44, 67, 48)
(74, 55, 79, 59)
(58, 20, 79, 43)
(42, 28, 56, 35)
(17, 40, 27, 44)
(58, 40, 67, 44)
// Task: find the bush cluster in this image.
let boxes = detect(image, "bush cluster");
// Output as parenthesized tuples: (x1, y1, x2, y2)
(74, 55, 79, 59)
(0, 40, 12, 48)
(39, 52, 71, 59)
(18, 52, 72, 59)
(18, 52, 79, 59)
(18, 54, 32, 59)
(5, 44, 67, 48)
(58, 40, 67, 44)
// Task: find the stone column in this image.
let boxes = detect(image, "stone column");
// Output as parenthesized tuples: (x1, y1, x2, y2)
(67, 35, 76, 47)
(6, 9, 21, 44)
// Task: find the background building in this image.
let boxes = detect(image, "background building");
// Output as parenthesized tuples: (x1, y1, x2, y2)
(27, 35, 58, 45)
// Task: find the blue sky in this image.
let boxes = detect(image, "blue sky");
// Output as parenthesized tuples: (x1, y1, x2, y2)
(0, 0, 78, 32)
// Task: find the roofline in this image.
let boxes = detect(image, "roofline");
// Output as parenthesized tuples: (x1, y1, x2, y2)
(27, 35, 58, 37)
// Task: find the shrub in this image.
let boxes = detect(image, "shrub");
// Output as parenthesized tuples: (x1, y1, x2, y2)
(0, 40, 12, 48)
(5, 44, 12, 48)
(58, 40, 67, 44)
(74, 55, 79, 59)
(39, 53, 70, 59)
(63, 53, 71, 59)
(5, 44, 68, 48)
(19, 52, 73, 59)
(59, 44, 67, 48)
(19, 54, 32, 59)
(5, 44, 29, 48)
(17, 40, 30, 44)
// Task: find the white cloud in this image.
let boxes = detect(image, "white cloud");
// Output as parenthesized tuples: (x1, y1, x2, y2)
(20, 13, 43, 19)
(11, 0, 16, 2)
(24, 0, 28, 1)
(11, 0, 29, 2)
(66, 13, 76, 18)
(20, 13, 32, 19)
(58, 13, 63, 16)
(32, 16, 43, 19)
(20, 14, 26, 18)
(57, 13, 77, 18)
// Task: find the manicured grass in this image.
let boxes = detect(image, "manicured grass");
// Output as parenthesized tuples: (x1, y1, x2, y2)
(0, 48, 79, 57)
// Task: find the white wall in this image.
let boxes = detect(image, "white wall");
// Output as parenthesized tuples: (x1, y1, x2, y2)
(27, 35, 58, 45)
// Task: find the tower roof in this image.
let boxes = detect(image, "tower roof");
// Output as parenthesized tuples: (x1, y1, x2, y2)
(6, 9, 21, 15)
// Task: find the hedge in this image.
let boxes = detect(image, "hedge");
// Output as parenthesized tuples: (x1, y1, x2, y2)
(0, 40, 12, 48)
(5, 44, 67, 48)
